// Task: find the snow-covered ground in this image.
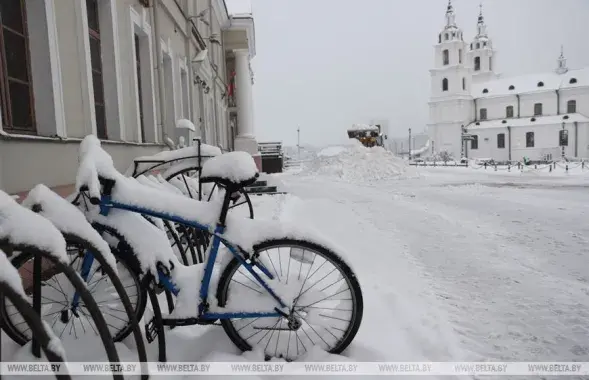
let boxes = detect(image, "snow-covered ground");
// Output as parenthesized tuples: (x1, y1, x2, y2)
(3, 145, 589, 379)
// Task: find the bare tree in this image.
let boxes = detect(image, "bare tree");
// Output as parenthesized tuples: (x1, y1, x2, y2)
(439, 151, 453, 163)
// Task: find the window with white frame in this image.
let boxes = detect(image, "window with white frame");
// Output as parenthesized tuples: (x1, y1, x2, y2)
(180, 66, 189, 119)
(86, 0, 107, 139)
(134, 33, 146, 142)
(0, 0, 35, 133)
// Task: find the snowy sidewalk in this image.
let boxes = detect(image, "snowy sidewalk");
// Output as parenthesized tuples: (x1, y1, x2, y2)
(277, 169, 589, 365)
(3, 165, 588, 380)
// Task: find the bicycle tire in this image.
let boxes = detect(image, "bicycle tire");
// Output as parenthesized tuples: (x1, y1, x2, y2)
(89, 224, 149, 331)
(62, 234, 148, 377)
(0, 280, 71, 380)
(0, 246, 123, 380)
(216, 239, 364, 360)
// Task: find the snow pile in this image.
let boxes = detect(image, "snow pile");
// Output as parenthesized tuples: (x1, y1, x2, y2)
(301, 140, 418, 183)
(317, 145, 346, 157)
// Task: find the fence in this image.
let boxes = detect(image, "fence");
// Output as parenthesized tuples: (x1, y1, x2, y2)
(410, 159, 589, 173)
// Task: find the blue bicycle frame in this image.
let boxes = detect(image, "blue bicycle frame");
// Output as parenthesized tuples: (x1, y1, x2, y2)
(71, 193, 288, 320)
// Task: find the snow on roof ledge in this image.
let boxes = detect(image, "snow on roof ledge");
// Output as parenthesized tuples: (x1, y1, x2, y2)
(467, 113, 589, 129)
(473, 66, 589, 98)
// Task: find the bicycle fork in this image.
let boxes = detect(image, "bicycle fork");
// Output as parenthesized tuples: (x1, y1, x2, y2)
(69, 251, 95, 318)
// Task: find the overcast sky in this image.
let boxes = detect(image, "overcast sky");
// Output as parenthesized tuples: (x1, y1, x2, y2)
(226, 0, 589, 147)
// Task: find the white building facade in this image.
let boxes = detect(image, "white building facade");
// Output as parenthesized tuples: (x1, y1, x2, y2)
(428, 1, 589, 162)
(0, 0, 259, 196)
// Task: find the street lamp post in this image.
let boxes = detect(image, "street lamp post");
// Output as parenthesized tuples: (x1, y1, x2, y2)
(408, 128, 412, 160)
(297, 127, 301, 161)
(561, 122, 566, 160)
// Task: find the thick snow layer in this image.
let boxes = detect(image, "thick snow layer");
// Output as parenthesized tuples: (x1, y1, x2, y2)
(176, 118, 196, 131)
(125, 143, 222, 176)
(349, 124, 378, 131)
(0, 249, 27, 298)
(201, 151, 259, 183)
(76, 135, 223, 227)
(317, 146, 346, 157)
(21, 184, 118, 272)
(300, 140, 418, 184)
(0, 190, 67, 263)
(84, 208, 180, 278)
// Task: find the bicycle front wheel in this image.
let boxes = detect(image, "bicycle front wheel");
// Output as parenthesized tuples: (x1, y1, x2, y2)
(216, 239, 363, 361)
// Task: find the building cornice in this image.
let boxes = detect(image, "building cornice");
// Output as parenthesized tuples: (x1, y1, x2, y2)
(228, 15, 256, 58)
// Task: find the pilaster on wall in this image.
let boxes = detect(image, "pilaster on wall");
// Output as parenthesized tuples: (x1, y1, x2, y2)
(73, 0, 97, 136)
(130, 6, 158, 143)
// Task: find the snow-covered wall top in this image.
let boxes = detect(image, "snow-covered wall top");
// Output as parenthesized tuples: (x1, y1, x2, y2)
(472, 67, 589, 99)
(467, 113, 589, 129)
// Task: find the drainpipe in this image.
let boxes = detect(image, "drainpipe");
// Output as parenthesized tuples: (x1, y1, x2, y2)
(208, 0, 220, 146)
(151, 0, 167, 144)
(575, 121, 578, 157)
(516, 94, 520, 117)
(507, 125, 512, 161)
(556, 90, 560, 115)
(185, 10, 193, 125)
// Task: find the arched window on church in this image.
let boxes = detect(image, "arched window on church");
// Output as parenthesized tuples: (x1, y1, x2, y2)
(439, 34, 441, 43)
(489, 57, 492, 71)
(462, 77, 466, 90)
(443, 49, 449, 65)
(445, 33, 449, 40)
(506, 105, 514, 118)
(476, 42, 480, 49)
(459, 49, 462, 64)
(442, 78, 448, 92)
(567, 100, 576, 113)
(474, 56, 481, 71)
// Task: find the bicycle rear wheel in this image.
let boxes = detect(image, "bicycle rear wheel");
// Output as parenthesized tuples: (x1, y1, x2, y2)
(0, 248, 123, 380)
(1, 280, 71, 379)
(216, 239, 363, 361)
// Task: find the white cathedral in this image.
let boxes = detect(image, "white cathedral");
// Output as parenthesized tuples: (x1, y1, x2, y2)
(428, 1, 589, 162)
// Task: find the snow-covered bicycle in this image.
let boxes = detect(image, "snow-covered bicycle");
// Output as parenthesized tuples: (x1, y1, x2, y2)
(127, 136, 254, 266)
(0, 250, 70, 380)
(0, 190, 124, 380)
(74, 135, 364, 361)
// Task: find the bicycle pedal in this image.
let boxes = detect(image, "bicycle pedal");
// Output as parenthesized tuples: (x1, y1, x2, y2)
(145, 318, 159, 343)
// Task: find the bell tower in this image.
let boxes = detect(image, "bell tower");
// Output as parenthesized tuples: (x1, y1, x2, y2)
(428, 1, 474, 159)
(467, 3, 497, 83)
